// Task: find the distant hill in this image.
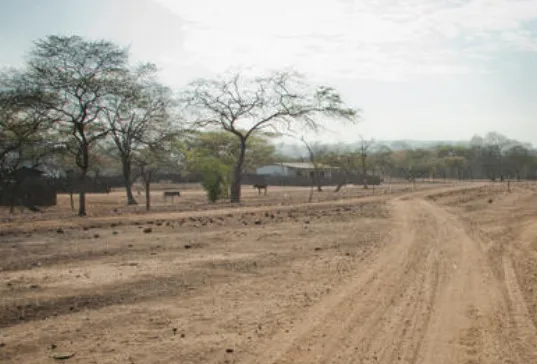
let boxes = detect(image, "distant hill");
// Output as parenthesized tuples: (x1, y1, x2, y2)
(274, 139, 470, 158)
(350, 140, 469, 150)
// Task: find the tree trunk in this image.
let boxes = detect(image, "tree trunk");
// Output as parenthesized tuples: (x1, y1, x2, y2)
(8, 189, 15, 214)
(122, 159, 138, 205)
(230, 138, 246, 203)
(362, 160, 368, 189)
(7, 178, 25, 214)
(78, 169, 87, 216)
(126, 183, 137, 205)
(77, 141, 90, 217)
(334, 170, 349, 192)
(7, 183, 17, 214)
(145, 179, 151, 211)
(334, 181, 346, 192)
(78, 190, 86, 216)
(141, 168, 153, 211)
(315, 169, 323, 192)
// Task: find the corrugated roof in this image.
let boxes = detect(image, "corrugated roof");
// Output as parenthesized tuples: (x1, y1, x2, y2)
(279, 162, 337, 169)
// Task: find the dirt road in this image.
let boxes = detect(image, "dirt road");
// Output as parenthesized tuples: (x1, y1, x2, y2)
(1, 183, 537, 363)
(247, 196, 537, 364)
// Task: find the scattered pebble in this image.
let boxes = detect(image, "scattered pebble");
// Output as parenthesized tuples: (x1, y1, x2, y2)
(52, 353, 75, 360)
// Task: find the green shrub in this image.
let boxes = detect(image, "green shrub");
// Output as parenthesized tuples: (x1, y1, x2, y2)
(199, 157, 231, 203)
(202, 172, 223, 203)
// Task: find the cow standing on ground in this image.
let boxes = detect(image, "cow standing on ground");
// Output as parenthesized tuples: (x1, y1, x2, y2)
(163, 191, 181, 203)
(253, 184, 268, 195)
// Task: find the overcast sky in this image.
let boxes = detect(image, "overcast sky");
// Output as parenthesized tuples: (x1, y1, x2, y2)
(1, 0, 536, 145)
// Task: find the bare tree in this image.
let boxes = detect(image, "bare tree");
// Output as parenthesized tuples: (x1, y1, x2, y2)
(300, 138, 318, 202)
(26, 35, 128, 216)
(180, 71, 357, 203)
(300, 137, 329, 193)
(323, 149, 360, 192)
(104, 63, 174, 205)
(133, 141, 178, 211)
(358, 136, 374, 189)
(370, 145, 393, 183)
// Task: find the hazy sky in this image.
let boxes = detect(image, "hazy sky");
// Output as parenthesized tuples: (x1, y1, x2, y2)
(1, 0, 536, 145)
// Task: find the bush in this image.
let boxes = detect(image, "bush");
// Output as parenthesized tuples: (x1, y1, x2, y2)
(202, 172, 223, 203)
(199, 157, 231, 203)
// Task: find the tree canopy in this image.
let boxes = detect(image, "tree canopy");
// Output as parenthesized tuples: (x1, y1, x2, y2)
(180, 71, 358, 202)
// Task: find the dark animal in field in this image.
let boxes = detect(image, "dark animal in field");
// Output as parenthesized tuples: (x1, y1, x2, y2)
(163, 191, 181, 203)
(253, 184, 268, 195)
(27, 205, 41, 212)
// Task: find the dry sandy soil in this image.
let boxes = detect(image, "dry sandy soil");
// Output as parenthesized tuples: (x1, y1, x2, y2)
(1, 181, 537, 363)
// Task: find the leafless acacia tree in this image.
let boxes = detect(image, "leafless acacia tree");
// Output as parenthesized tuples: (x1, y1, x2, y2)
(323, 149, 360, 192)
(359, 136, 374, 189)
(301, 137, 328, 195)
(132, 143, 176, 211)
(180, 71, 357, 203)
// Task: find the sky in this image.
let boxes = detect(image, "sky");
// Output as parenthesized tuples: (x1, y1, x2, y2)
(1, 0, 536, 145)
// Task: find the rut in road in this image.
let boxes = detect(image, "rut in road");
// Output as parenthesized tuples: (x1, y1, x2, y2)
(243, 197, 537, 364)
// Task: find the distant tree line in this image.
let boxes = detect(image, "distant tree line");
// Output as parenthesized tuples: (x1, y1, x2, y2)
(280, 132, 537, 188)
(375, 132, 537, 182)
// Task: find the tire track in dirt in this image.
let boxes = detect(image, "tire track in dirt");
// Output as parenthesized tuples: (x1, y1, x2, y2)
(502, 257, 537, 358)
(414, 201, 504, 364)
(236, 196, 537, 364)
(235, 198, 437, 364)
(404, 199, 537, 364)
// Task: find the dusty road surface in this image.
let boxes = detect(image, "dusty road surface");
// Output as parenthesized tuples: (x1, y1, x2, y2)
(1, 182, 537, 363)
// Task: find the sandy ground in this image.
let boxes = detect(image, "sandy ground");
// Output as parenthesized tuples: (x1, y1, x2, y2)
(1, 181, 537, 363)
